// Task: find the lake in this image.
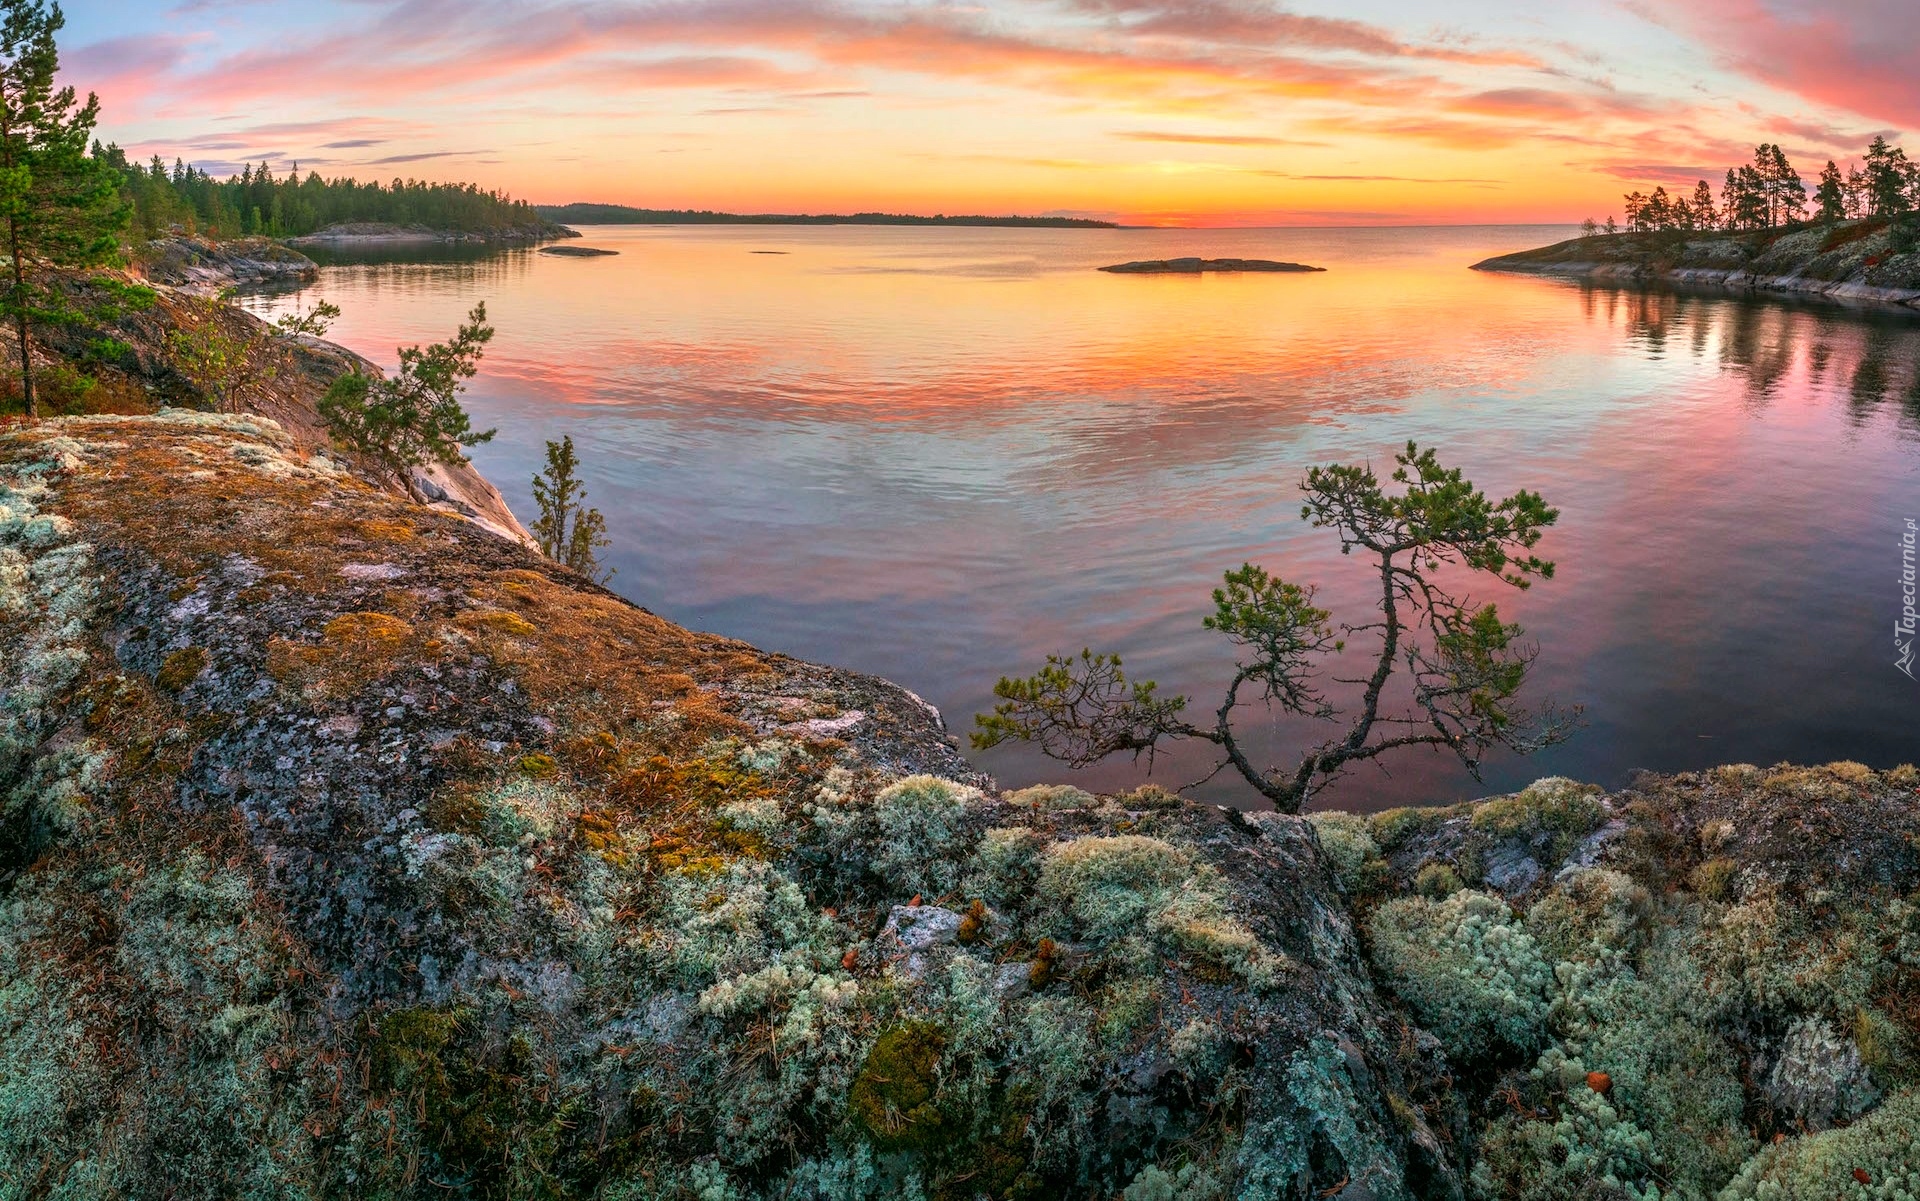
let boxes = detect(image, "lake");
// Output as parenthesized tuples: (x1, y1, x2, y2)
(245, 224, 1920, 810)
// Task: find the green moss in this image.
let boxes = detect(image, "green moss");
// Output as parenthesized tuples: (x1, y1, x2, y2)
(1003, 783, 1096, 811)
(1414, 863, 1465, 898)
(1038, 835, 1193, 941)
(369, 1004, 583, 1200)
(1524, 869, 1651, 963)
(155, 645, 208, 692)
(1369, 804, 1453, 853)
(872, 775, 981, 898)
(849, 1022, 948, 1151)
(1689, 857, 1739, 900)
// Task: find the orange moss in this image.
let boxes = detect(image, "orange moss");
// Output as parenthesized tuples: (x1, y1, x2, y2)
(355, 519, 415, 542)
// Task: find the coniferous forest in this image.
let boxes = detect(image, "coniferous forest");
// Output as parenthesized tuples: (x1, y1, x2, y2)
(93, 144, 550, 241)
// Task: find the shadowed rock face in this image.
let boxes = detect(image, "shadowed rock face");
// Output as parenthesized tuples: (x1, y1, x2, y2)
(1100, 257, 1326, 274)
(0, 413, 1459, 1200)
(138, 235, 320, 296)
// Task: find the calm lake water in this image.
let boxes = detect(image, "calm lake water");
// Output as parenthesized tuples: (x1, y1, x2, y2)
(248, 225, 1920, 810)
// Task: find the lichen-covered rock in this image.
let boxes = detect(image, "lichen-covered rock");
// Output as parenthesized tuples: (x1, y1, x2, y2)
(1765, 1016, 1880, 1132)
(0, 414, 1459, 1199)
(1327, 763, 1920, 1201)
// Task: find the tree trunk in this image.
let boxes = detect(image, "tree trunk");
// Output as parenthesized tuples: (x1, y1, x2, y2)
(9, 216, 31, 420)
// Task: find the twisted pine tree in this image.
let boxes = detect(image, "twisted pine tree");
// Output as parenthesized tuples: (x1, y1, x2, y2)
(974, 443, 1578, 812)
(0, 0, 127, 417)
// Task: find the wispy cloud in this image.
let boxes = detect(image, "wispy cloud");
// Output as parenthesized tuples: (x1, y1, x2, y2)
(1115, 129, 1327, 147)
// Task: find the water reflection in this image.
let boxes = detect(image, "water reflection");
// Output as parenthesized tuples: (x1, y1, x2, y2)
(251, 225, 1920, 810)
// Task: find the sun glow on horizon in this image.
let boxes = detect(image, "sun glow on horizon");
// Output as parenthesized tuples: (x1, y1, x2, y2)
(59, 0, 1920, 227)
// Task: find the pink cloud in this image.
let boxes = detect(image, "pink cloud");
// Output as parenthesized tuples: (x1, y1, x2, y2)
(1643, 0, 1920, 130)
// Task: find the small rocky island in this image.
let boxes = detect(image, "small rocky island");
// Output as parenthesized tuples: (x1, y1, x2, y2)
(1474, 217, 1920, 311)
(538, 244, 619, 257)
(1101, 256, 1325, 274)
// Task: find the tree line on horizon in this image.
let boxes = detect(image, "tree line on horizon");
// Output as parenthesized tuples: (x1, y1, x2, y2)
(1591, 137, 1920, 236)
(94, 144, 550, 242)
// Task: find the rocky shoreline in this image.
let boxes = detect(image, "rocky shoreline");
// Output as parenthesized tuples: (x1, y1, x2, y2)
(137, 234, 320, 295)
(1474, 218, 1920, 312)
(285, 220, 578, 248)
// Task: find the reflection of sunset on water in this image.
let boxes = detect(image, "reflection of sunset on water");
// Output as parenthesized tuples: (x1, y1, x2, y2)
(253, 224, 1920, 808)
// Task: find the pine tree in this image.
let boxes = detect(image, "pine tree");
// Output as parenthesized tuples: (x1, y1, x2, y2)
(1813, 161, 1846, 223)
(318, 303, 497, 496)
(0, 0, 128, 416)
(530, 435, 612, 582)
(1760, 144, 1806, 224)
(1862, 136, 1912, 216)
(1689, 179, 1716, 229)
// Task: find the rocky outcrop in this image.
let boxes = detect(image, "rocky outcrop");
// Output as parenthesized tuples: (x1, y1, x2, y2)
(137, 235, 319, 295)
(1100, 257, 1325, 274)
(24, 273, 532, 547)
(1473, 219, 1920, 311)
(286, 220, 578, 248)
(0, 414, 1459, 1200)
(538, 245, 618, 257)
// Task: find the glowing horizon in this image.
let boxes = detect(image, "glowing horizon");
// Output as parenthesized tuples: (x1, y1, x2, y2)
(61, 0, 1920, 228)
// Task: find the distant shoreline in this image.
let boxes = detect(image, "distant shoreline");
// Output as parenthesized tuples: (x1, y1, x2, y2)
(534, 203, 1121, 228)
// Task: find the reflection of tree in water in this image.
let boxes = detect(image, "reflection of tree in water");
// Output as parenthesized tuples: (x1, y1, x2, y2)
(1848, 326, 1894, 415)
(1583, 283, 1920, 432)
(1621, 290, 1675, 358)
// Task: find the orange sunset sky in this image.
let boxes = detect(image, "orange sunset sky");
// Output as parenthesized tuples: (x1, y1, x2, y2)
(60, 0, 1920, 226)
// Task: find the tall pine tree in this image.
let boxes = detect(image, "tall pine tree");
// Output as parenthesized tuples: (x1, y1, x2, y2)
(0, 0, 126, 416)
(1814, 161, 1847, 222)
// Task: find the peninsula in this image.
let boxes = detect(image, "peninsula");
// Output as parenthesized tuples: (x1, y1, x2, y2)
(536, 202, 1120, 227)
(1474, 217, 1920, 311)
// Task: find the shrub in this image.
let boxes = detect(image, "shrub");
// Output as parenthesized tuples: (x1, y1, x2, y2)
(319, 303, 497, 491)
(1368, 890, 1551, 1061)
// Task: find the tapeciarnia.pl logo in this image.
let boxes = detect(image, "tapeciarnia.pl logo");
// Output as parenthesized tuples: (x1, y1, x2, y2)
(1901, 518, 1917, 680)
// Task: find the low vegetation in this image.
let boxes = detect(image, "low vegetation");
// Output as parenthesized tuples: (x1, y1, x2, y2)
(317, 302, 496, 495)
(531, 435, 611, 582)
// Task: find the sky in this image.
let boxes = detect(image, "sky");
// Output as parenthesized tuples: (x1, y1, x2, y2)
(59, 0, 1920, 226)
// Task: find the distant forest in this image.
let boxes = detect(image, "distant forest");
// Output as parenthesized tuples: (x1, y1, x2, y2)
(1601, 136, 1920, 234)
(96, 145, 553, 241)
(536, 203, 1120, 228)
